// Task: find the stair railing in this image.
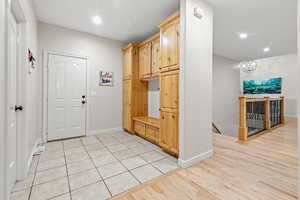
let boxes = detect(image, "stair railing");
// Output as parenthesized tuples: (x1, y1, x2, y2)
(238, 96, 284, 141)
(212, 123, 223, 135)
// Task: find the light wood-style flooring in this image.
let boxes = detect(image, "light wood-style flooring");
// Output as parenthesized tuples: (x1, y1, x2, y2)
(113, 118, 297, 200)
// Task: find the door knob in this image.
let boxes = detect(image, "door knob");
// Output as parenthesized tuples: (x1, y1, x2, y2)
(82, 95, 86, 104)
(15, 105, 23, 112)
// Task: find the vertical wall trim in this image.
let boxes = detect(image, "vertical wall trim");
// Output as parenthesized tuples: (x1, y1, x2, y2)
(179, 0, 187, 160)
(297, 0, 300, 196)
(1, 0, 8, 198)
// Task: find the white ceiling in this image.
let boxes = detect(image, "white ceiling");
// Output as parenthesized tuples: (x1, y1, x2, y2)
(33, 0, 297, 61)
(33, 0, 179, 43)
(209, 0, 297, 61)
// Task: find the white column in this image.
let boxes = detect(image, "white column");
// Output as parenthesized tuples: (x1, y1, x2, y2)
(179, 0, 214, 167)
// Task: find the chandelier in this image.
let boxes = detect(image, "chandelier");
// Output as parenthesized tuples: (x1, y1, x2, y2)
(239, 61, 258, 73)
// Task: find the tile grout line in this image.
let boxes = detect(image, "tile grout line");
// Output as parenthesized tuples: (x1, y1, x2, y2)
(98, 133, 172, 178)
(27, 155, 41, 200)
(21, 135, 173, 200)
(113, 133, 180, 177)
(51, 133, 177, 198)
(62, 141, 73, 200)
(99, 133, 176, 182)
(96, 136, 143, 186)
(80, 138, 114, 198)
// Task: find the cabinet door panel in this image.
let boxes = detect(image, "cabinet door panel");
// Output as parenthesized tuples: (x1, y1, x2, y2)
(160, 71, 179, 109)
(160, 111, 178, 154)
(123, 48, 132, 79)
(146, 125, 159, 143)
(123, 80, 132, 131)
(134, 121, 146, 136)
(161, 23, 179, 68)
(139, 43, 151, 78)
(151, 38, 161, 75)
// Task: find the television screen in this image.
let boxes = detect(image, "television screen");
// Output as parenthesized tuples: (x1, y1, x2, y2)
(243, 78, 282, 94)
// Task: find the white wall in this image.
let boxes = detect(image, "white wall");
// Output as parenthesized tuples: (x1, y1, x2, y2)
(213, 55, 240, 136)
(148, 79, 160, 118)
(240, 54, 298, 117)
(1, 0, 39, 198)
(21, 0, 40, 175)
(179, 0, 213, 167)
(0, 0, 6, 198)
(37, 22, 125, 137)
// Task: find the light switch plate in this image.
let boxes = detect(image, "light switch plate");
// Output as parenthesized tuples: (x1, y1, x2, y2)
(90, 91, 97, 97)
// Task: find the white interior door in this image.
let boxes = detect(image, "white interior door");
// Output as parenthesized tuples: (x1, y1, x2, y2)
(6, 11, 18, 192)
(48, 54, 87, 141)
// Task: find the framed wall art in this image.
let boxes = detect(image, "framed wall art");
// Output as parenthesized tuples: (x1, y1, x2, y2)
(99, 71, 113, 86)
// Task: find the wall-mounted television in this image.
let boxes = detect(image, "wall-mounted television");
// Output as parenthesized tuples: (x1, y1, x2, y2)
(243, 78, 282, 94)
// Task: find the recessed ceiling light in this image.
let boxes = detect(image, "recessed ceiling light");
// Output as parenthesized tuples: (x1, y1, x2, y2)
(239, 33, 248, 40)
(92, 16, 102, 25)
(263, 47, 270, 52)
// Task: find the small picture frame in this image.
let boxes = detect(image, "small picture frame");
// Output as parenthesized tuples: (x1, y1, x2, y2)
(99, 71, 113, 86)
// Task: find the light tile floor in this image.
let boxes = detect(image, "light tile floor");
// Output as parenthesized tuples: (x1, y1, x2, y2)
(10, 131, 179, 200)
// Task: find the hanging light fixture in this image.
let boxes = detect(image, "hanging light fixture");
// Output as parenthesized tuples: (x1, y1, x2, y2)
(239, 61, 258, 73)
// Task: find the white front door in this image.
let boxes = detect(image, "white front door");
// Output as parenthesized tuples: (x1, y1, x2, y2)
(48, 54, 87, 141)
(6, 11, 18, 191)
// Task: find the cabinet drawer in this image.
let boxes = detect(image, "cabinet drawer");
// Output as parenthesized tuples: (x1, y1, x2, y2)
(146, 125, 159, 143)
(160, 65, 179, 73)
(134, 121, 146, 136)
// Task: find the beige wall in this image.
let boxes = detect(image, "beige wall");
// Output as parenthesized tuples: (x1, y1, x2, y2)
(213, 55, 240, 136)
(1, 0, 39, 198)
(37, 22, 125, 137)
(240, 54, 298, 117)
(21, 0, 40, 173)
(0, 0, 6, 199)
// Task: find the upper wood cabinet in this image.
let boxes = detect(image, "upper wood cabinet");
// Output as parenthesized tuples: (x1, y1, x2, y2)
(160, 70, 179, 109)
(158, 12, 180, 72)
(151, 37, 161, 77)
(123, 44, 139, 80)
(138, 33, 161, 80)
(139, 43, 151, 79)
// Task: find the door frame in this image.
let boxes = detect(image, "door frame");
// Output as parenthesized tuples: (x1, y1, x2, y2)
(2, 0, 27, 198)
(42, 50, 88, 143)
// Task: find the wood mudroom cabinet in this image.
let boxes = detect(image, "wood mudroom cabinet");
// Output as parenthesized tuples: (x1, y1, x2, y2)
(123, 80, 132, 131)
(138, 33, 161, 80)
(123, 44, 136, 80)
(159, 70, 179, 156)
(139, 43, 151, 79)
(151, 37, 161, 77)
(122, 44, 148, 133)
(157, 12, 180, 156)
(160, 70, 179, 109)
(158, 11, 180, 72)
(160, 110, 179, 155)
(133, 116, 160, 145)
(123, 12, 180, 157)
